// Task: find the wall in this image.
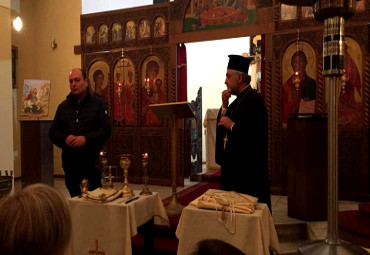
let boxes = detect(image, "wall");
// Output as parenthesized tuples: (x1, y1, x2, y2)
(0, 1, 14, 174)
(12, 0, 81, 177)
(186, 38, 251, 162)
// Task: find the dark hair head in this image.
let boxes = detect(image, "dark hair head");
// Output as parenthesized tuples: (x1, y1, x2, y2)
(71, 68, 87, 79)
(193, 239, 245, 255)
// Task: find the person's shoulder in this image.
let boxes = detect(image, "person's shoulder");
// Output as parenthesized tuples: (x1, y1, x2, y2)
(249, 88, 262, 98)
(58, 97, 70, 107)
(89, 92, 108, 107)
(89, 92, 104, 102)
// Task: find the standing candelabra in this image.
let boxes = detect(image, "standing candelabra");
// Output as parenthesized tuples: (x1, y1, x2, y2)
(140, 153, 152, 196)
(120, 154, 134, 198)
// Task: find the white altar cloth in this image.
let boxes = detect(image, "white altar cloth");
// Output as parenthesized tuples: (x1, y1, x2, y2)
(176, 203, 280, 255)
(66, 191, 169, 255)
(203, 108, 221, 170)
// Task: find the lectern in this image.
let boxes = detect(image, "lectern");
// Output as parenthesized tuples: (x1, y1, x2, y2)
(287, 114, 327, 221)
(149, 102, 195, 216)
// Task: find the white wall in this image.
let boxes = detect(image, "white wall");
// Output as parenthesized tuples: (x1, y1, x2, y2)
(82, 0, 153, 14)
(0, 1, 14, 180)
(186, 37, 250, 163)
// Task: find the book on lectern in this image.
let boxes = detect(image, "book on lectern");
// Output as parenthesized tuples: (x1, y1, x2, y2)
(149, 101, 195, 120)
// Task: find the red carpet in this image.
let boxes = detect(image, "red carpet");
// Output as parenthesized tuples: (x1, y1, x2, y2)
(339, 202, 370, 248)
(132, 181, 220, 255)
(201, 169, 221, 182)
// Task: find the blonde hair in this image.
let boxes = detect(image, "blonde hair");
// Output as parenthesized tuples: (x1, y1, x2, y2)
(0, 183, 71, 255)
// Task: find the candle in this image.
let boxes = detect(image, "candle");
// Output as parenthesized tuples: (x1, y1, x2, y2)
(99, 151, 106, 157)
(142, 153, 149, 159)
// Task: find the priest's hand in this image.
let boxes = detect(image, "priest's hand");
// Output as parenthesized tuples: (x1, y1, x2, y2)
(218, 116, 234, 130)
(222, 89, 231, 109)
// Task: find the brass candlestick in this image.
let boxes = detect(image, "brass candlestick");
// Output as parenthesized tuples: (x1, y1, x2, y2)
(80, 179, 89, 195)
(120, 154, 134, 198)
(293, 72, 301, 90)
(140, 153, 152, 196)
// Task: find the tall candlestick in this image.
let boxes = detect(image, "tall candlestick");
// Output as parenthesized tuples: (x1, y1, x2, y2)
(140, 153, 152, 196)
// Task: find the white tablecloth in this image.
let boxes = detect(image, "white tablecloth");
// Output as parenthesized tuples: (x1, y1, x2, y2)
(66, 191, 169, 255)
(176, 203, 280, 255)
(203, 108, 221, 170)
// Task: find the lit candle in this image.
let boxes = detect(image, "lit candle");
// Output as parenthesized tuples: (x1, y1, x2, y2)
(293, 71, 301, 90)
(142, 153, 149, 159)
(145, 78, 150, 95)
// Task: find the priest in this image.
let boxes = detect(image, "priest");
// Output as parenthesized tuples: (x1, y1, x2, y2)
(215, 54, 271, 211)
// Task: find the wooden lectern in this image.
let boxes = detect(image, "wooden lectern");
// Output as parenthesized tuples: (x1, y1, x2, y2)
(287, 114, 328, 221)
(149, 102, 195, 216)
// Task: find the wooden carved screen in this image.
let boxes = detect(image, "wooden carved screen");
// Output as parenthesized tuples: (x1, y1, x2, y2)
(79, 3, 186, 186)
(268, 4, 370, 200)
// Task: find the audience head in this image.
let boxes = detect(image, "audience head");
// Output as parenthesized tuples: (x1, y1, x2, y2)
(0, 183, 72, 255)
(192, 239, 245, 255)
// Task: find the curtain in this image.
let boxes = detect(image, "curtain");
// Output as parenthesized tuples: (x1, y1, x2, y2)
(177, 43, 187, 102)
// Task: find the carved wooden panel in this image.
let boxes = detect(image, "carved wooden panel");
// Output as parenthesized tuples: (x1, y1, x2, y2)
(80, 5, 169, 53)
(140, 129, 170, 185)
(80, 5, 179, 186)
(269, 23, 370, 199)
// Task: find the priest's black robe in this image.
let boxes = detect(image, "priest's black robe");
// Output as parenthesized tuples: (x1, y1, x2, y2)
(215, 86, 271, 211)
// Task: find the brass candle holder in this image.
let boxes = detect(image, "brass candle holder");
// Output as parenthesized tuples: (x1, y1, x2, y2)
(80, 178, 89, 195)
(293, 71, 301, 90)
(119, 154, 134, 198)
(140, 153, 152, 196)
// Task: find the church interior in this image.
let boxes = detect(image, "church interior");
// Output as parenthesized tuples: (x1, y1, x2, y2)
(1, 0, 370, 254)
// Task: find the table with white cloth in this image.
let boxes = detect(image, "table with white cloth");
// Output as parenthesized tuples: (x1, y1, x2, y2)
(175, 203, 280, 255)
(66, 191, 169, 255)
(203, 108, 221, 170)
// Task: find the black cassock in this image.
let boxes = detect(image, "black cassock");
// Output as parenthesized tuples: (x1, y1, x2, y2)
(215, 86, 271, 211)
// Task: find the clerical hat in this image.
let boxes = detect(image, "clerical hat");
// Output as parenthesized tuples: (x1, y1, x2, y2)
(227, 55, 253, 74)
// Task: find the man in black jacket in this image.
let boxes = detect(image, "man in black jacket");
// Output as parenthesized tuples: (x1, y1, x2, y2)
(49, 68, 111, 197)
(215, 55, 271, 211)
